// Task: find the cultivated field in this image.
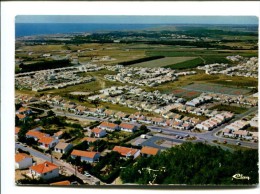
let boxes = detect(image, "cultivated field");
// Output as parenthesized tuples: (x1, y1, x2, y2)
(130, 57, 196, 68)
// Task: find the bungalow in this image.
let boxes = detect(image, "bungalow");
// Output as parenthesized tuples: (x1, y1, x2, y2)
(53, 131, 63, 139)
(71, 150, 100, 163)
(128, 114, 137, 122)
(29, 161, 59, 180)
(115, 112, 128, 120)
(104, 109, 115, 117)
(98, 122, 119, 132)
(182, 123, 192, 130)
(91, 128, 107, 138)
(81, 137, 99, 144)
(38, 137, 59, 149)
(140, 146, 159, 157)
(233, 130, 250, 138)
(15, 153, 33, 169)
(54, 142, 73, 154)
(17, 107, 32, 115)
(222, 128, 232, 136)
(151, 117, 165, 126)
(113, 146, 140, 159)
(16, 113, 27, 121)
(26, 130, 48, 141)
(15, 127, 21, 139)
(119, 123, 137, 133)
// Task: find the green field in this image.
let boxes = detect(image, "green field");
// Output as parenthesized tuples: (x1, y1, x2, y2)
(209, 104, 249, 114)
(130, 57, 196, 68)
(166, 57, 204, 69)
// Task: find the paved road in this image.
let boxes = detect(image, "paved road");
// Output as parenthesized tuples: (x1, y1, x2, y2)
(15, 143, 100, 185)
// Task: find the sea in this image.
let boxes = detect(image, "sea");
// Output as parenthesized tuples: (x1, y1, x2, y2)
(15, 23, 162, 37)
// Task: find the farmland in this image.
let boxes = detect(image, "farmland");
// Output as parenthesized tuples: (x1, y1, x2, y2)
(130, 57, 196, 68)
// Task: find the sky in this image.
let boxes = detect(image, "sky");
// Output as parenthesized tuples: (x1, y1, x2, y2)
(15, 15, 258, 25)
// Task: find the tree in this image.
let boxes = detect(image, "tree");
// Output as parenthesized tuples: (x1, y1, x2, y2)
(47, 110, 55, 117)
(18, 126, 29, 142)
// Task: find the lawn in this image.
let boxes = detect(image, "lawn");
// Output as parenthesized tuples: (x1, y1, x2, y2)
(209, 104, 248, 114)
(130, 57, 196, 68)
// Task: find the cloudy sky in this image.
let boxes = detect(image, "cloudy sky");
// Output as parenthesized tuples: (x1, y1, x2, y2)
(16, 15, 258, 25)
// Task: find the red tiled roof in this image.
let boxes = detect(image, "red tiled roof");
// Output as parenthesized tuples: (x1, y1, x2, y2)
(15, 127, 21, 134)
(99, 122, 118, 129)
(141, 146, 159, 156)
(18, 107, 31, 112)
(16, 114, 26, 119)
(15, 153, 32, 163)
(30, 161, 58, 174)
(71, 150, 99, 159)
(50, 180, 70, 186)
(113, 146, 139, 157)
(91, 128, 103, 134)
(82, 137, 98, 143)
(119, 123, 136, 130)
(26, 130, 47, 139)
(38, 136, 55, 145)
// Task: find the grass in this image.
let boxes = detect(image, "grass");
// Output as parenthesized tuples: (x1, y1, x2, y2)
(166, 57, 204, 69)
(209, 104, 248, 114)
(100, 102, 137, 114)
(130, 57, 196, 68)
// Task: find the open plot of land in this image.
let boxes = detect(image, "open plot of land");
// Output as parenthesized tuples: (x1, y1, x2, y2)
(130, 57, 196, 68)
(209, 104, 249, 114)
(172, 88, 201, 99)
(182, 83, 250, 96)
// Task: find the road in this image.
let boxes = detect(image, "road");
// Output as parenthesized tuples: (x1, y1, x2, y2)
(15, 143, 100, 185)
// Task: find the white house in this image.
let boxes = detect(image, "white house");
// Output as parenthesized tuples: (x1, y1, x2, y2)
(119, 123, 137, 133)
(29, 161, 59, 180)
(113, 146, 140, 159)
(38, 137, 59, 149)
(15, 153, 33, 169)
(98, 122, 119, 132)
(54, 142, 73, 154)
(91, 128, 107, 138)
(71, 150, 100, 163)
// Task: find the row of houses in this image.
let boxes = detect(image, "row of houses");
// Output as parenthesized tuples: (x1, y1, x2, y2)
(196, 112, 234, 131)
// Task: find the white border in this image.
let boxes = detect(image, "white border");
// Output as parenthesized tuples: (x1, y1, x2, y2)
(1, 1, 260, 194)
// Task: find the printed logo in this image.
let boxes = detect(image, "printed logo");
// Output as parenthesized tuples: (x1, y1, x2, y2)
(232, 174, 250, 180)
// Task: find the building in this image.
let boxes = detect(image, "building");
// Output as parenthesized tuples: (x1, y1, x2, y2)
(54, 142, 73, 154)
(53, 131, 63, 139)
(98, 122, 119, 132)
(140, 146, 159, 157)
(119, 123, 137, 133)
(26, 130, 48, 141)
(91, 128, 107, 138)
(29, 161, 59, 180)
(112, 146, 140, 159)
(15, 153, 33, 169)
(71, 150, 100, 163)
(38, 137, 59, 149)
(15, 127, 21, 139)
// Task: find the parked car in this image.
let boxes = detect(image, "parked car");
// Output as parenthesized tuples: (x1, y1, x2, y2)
(236, 142, 241, 146)
(84, 172, 92, 177)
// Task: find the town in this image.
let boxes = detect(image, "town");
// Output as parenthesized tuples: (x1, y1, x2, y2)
(15, 22, 258, 186)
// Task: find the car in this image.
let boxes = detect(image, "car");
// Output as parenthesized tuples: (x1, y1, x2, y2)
(179, 136, 183, 139)
(158, 129, 162, 133)
(84, 172, 92, 177)
(223, 140, 227, 144)
(71, 181, 79, 185)
(185, 134, 189, 138)
(236, 142, 241, 146)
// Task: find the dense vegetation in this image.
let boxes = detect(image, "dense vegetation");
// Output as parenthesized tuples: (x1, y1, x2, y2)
(120, 142, 258, 185)
(18, 59, 73, 73)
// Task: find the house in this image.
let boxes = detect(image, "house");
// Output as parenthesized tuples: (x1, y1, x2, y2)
(222, 128, 232, 136)
(15, 127, 21, 139)
(91, 128, 107, 138)
(140, 146, 159, 157)
(38, 137, 59, 149)
(112, 146, 140, 159)
(15, 153, 33, 169)
(26, 130, 48, 141)
(54, 142, 73, 154)
(17, 107, 32, 115)
(119, 123, 137, 133)
(53, 131, 63, 139)
(16, 113, 27, 121)
(71, 150, 100, 163)
(81, 137, 99, 144)
(98, 122, 119, 132)
(233, 130, 250, 138)
(151, 117, 165, 126)
(29, 161, 59, 180)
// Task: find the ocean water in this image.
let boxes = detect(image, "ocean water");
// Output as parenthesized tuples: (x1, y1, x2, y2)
(15, 23, 160, 37)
